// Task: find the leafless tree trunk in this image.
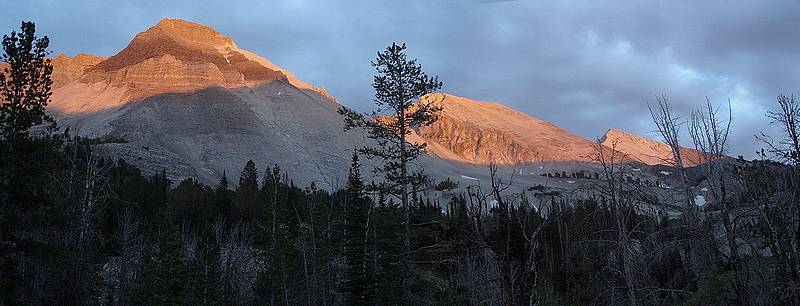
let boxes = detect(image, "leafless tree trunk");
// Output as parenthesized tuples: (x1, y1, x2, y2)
(756, 94, 800, 300)
(517, 190, 555, 306)
(69, 141, 112, 300)
(111, 208, 140, 305)
(465, 163, 528, 305)
(220, 222, 256, 305)
(689, 98, 751, 304)
(593, 139, 639, 306)
(649, 94, 697, 221)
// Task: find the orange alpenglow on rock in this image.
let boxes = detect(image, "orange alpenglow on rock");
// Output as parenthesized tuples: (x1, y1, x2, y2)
(409, 93, 605, 164)
(29, 17, 700, 186)
(41, 18, 351, 185)
(49, 18, 335, 115)
(600, 128, 703, 167)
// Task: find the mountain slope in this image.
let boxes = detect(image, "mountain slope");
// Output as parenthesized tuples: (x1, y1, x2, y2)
(601, 128, 702, 166)
(413, 93, 603, 164)
(41, 18, 694, 187)
(0, 53, 106, 89)
(51, 53, 107, 89)
(47, 19, 357, 186)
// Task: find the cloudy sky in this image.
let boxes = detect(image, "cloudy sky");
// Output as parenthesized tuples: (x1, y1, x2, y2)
(3, 0, 798, 158)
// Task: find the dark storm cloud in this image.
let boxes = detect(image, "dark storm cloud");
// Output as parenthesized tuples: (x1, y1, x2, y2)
(3, 0, 798, 158)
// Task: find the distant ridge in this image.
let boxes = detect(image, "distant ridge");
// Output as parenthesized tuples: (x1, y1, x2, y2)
(411, 93, 605, 164)
(38, 18, 698, 186)
(601, 128, 702, 166)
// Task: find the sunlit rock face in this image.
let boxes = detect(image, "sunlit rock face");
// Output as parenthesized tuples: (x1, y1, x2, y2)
(1, 53, 106, 89)
(415, 93, 602, 164)
(51, 53, 106, 89)
(37, 18, 690, 187)
(50, 18, 334, 115)
(45, 18, 356, 186)
(600, 128, 702, 166)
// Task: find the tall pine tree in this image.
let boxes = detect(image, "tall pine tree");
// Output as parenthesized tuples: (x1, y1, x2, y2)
(342, 151, 370, 305)
(136, 210, 190, 305)
(0, 21, 61, 304)
(235, 160, 261, 220)
(214, 171, 232, 220)
(338, 43, 442, 300)
(238, 160, 258, 192)
(0, 21, 55, 142)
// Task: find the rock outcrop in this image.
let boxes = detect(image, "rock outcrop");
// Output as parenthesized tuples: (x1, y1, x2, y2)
(51, 53, 106, 89)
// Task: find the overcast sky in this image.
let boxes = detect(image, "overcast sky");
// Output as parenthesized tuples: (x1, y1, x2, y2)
(3, 0, 798, 158)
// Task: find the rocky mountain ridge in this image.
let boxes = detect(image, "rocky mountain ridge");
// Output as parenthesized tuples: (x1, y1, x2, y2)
(36, 18, 698, 186)
(601, 128, 702, 167)
(412, 93, 603, 164)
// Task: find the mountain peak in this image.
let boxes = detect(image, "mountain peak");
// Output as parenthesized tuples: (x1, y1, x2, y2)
(601, 128, 702, 166)
(148, 18, 237, 48)
(600, 128, 627, 143)
(52, 18, 337, 114)
(90, 18, 243, 74)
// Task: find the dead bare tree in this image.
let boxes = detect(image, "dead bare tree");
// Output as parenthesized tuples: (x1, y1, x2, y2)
(760, 94, 800, 165)
(689, 98, 752, 303)
(518, 184, 557, 305)
(649, 94, 697, 221)
(591, 139, 640, 306)
(465, 163, 519, 305)
(754, 94, 800, 301)
(109, 208, 142, 305)
(463, 163, 558, 305)
(220, 222, 256, 305)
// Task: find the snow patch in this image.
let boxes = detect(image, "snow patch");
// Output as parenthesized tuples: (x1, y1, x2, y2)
(659, 171, 671, 175)
(460, 175, 479, 181)
(695, 195, 706, 206)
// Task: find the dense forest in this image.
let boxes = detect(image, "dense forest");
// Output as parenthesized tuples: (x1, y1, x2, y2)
(3, 21, 800, 306)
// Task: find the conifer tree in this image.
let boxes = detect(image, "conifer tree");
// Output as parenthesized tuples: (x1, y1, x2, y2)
(0, 21, 55, 142)
(235, 160, 261, 220)
(238, 160, 259, 192)
(343, 152, 370, 305)
(338, 43, 442, 299)
(0, 21, 58, 304)
(214, 171, 232, 220)
(137, 210, 190, 304)
(255, 165, 283, 304)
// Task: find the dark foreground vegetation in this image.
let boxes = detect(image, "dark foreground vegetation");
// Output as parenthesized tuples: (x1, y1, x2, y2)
(4, 21, 800, 306)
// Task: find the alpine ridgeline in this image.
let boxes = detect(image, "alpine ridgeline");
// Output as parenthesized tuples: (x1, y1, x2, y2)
(44, 19, 698, 187)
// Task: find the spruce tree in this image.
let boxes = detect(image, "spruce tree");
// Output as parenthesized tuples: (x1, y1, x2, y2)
(235, 160, 261, 220)
(214, 171, 232, 220)
(255, 165, 283, 304)
(238, 160, 259, 192)
(137, 211, 190, 304)
(0, 21, 55, 142)
(338, 43, 442, 299)
(342, 152, 370, 305)
(0, 21, 58, 304)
